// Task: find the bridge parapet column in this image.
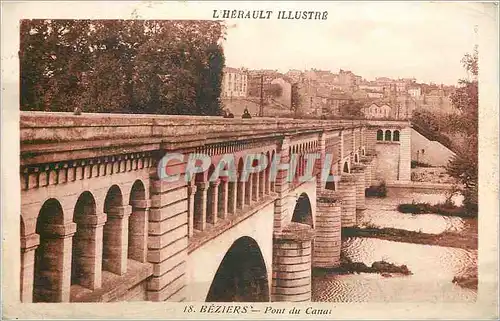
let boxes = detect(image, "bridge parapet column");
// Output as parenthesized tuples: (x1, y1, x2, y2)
(35, 222, 77, 302)
(207, 180, 220, 225)
(20, 233, 40, 302)
(338, 173, 357, 227)
(252, 171, 260, 202)
(218, 178, 229, 220)
(227, 179, 237, 215)
(313, 191, 342, 268)
(272, 223, 314, 302)
(237, 174, 246, 211)
(103, 205, 132, 275)
(129, 199, 150, 262)
(193, 182, 208, 231)
(73, 213, 107, 290)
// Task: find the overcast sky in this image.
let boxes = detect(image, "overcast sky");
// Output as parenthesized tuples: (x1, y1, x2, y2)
(221, 2, 488, 85)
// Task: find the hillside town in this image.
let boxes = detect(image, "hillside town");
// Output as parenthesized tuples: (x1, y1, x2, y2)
(221, 66, 458, 118)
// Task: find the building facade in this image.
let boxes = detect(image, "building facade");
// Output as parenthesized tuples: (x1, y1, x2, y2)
(222, 67, 248, 99)
(363, 103, 392, 119)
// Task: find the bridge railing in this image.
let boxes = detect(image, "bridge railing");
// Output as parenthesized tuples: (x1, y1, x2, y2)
(21, 111, 369, 144)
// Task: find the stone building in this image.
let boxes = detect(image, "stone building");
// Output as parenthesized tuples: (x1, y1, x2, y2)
(221, 67, 248, 99)
(363, 103, 393, 119)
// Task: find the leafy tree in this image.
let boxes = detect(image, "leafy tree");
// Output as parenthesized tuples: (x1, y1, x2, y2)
(446, 46, 478, 215)
(340, 99, 364, 118)
(264, 83, 283, 98)
(20, 20, 226, 115)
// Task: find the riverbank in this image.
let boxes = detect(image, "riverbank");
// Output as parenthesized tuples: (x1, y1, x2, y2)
(342, 217, 477, 250)
(453, 265, 478, 290)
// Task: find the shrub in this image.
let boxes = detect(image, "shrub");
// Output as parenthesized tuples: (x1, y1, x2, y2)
(365, 182, 387, 198)
(411, 160, 433, 168)
(396, 200, 475, 217)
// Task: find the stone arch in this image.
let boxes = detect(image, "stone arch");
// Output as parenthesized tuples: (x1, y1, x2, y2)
(128, 180, 148, 262)
(343, 161, 350, 173)
(354, 153, 359, 163)
(384, 130, 392, 141)
(376, 129, 383, 141)
(393, 130, 400, 141)
(103, 185, 127, 275)
(205, 236, 270, 302)
(291, 192, 313, 227)
(33, 198, 65, 302)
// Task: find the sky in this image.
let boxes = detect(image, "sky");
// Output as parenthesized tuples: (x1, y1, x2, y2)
(220, 2, 490, 85)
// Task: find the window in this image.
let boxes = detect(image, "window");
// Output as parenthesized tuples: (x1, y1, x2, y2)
(385, 130, 392, 141)
(393, 130, 400, 141)
(376, 130, 383, 141)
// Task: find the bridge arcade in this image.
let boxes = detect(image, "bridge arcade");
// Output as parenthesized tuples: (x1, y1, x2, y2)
(19, 112, 410, 303)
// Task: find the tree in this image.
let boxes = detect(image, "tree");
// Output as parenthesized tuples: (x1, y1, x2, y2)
(446, 46, 478, 215)
(264, 83, 283, 98)
(20, 20, 226, 116)
(340, 99, 364, 118)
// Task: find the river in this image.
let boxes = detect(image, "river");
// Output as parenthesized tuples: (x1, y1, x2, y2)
(312, 189, 477, 302)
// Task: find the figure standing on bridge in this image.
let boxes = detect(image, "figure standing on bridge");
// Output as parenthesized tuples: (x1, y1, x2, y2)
(242, 107, 252, 119)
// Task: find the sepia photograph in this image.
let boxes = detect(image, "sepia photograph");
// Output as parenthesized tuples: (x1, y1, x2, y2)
(2, 1, 498, 319)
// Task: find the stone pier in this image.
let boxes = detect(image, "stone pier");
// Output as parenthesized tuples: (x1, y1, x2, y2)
(360, 156, 373, 188)
(365, 152, 378, 185)
(313, 190, 342, 268)
(272, 223, 314, 302)
(338, 173, 357, 227)
(351, 165, 366, 210)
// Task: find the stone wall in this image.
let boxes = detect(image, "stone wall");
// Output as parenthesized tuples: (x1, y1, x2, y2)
(375, 142, 400, 182)
(411, 128, 455, 167)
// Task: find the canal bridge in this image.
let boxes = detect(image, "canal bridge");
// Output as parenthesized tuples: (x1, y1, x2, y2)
(19, 112, 411, 303)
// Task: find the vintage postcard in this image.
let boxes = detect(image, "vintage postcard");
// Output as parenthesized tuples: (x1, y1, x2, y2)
(1, 1, 499, 319)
